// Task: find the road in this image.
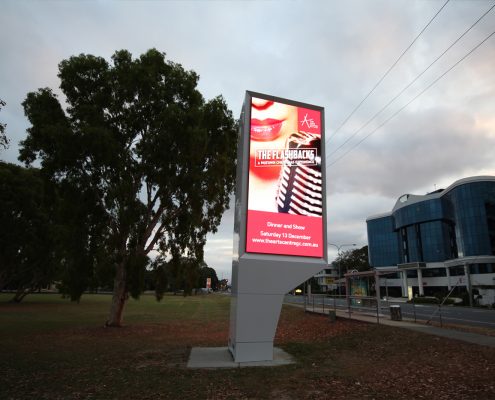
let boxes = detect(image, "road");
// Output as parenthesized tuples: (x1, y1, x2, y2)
(284, 295, 495, 329)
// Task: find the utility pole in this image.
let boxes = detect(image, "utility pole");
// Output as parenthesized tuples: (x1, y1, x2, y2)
(328, 243, 356, 297)
(464, 262, 473, 307)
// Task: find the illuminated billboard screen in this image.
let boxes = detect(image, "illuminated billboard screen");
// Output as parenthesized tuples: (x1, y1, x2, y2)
(245, 95, 324, 258)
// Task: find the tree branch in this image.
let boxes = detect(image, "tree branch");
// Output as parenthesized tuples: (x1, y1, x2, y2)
(149, 188, 161, 212)
(140, 203, 166, 251)
(144, 222, 166, 255)
(142, 204, 182, 255)
(146, 181, 152, 207)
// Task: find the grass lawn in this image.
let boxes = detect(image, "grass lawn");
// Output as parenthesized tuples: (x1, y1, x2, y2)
(1, 293, 494, 400)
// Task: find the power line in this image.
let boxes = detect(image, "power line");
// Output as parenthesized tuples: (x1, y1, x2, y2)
(327, 28, 495, 168)
(326, 2, 495, 162)
(326, 0, 451, 142)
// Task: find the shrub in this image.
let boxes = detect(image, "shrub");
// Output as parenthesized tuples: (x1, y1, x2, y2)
(407, 296, 439, 304)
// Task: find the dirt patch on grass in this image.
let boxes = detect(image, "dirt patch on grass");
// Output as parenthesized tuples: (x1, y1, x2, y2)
(39, 319, 229, 345)
(276, 309, 370, 344)
(134, 348, 189, 369)
(2, 296, 495, 399)
(296, 325, 495, 400)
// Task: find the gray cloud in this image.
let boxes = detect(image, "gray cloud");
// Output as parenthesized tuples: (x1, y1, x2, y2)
(329, 107, 495, 197)
(1, 0, 494, 281)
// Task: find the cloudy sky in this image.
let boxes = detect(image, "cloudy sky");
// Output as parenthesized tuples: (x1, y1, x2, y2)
(1, 0, 494, 280)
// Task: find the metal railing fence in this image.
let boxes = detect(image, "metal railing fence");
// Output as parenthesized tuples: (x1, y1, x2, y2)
(303, 294, 382, 324)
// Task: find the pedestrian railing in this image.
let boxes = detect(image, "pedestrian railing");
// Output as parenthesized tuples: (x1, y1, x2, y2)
(298, 290, 489, 329)
(303, 294, 382, 324)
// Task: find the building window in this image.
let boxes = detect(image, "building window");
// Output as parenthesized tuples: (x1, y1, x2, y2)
(367, 179, 495, 267)
(406, 270, 417, 278)
(381, 272, 400, 279)
(486, 202, 495, 255)
(421, 268, 447, 277)
(449, 266, 465, 276)
(470, 263, 495, 274)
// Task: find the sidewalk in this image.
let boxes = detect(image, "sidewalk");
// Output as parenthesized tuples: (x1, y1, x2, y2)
(289, 303, 495, 348)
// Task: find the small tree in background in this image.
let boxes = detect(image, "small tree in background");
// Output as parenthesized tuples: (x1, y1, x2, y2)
(199, 264, 219, 290)
(335, 245, 370, 273)
(0, 162, 56, 301)
(0, 162, 110, 303)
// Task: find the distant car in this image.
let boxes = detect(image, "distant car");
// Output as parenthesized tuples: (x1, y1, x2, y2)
(294, 288, 303, 295)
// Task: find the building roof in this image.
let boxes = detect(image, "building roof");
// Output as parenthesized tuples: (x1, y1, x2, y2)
(366, 211, 392, 222)
(367, 175, 495, 219)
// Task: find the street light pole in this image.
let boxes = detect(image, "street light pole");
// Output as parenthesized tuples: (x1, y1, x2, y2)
(328, 243, 356, 297)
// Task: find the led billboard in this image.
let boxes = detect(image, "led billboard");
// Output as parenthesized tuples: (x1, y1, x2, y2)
(245, 94, 324, 257)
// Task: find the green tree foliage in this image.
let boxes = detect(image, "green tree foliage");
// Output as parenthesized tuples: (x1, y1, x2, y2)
(148, 256, 198, 298)
(177, 258, 201, 296)
(0, 99, 8, 150)
(0, 162, 106, 303)
(335, 245, 370, 273)
(150, 256, 169, 301)
(54, 180, 110, 301)
(0, 162, 56, 301)
(198, 264, 219, 290)
(19, 49, 237, 326)
(149, 257, 221, 298)
(218, 278, 229, 291)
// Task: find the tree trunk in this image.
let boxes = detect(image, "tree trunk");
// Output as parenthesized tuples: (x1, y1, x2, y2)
(106, 262, 127, 327)
(10, 287, 31, 303)
(0, 271, 8, 292)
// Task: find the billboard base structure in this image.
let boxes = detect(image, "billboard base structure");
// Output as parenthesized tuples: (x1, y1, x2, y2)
(187, 346, 294, 368)
(228, 91, 327, 364)
(228, 254, 325, 362)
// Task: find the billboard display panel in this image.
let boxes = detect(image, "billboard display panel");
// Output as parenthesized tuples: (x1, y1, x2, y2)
(245, 94, 324, 257)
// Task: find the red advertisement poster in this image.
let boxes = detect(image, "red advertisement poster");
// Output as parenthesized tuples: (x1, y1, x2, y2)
(245, 96, 323, 258)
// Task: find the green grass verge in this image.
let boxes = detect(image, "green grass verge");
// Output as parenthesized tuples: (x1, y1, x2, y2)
(0, 293, 228, 333)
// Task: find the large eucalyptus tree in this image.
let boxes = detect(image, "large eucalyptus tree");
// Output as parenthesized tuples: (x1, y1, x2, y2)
(20, 49, 237, 326)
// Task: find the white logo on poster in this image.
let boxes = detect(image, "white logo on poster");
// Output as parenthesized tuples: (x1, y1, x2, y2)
(254, 148, 317, 167)
(301, 113, 318, 130)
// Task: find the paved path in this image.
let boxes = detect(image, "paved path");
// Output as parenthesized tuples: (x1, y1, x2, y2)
(288, 303, 495, 348)
(285, 295, 495, 328)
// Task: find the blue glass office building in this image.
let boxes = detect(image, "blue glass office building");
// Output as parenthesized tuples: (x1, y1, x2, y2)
(366, 176, 495, 304)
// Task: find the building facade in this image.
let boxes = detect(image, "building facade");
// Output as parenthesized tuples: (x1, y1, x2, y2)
(367, 176, 495, 306)
(314, 267, 339, 292)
